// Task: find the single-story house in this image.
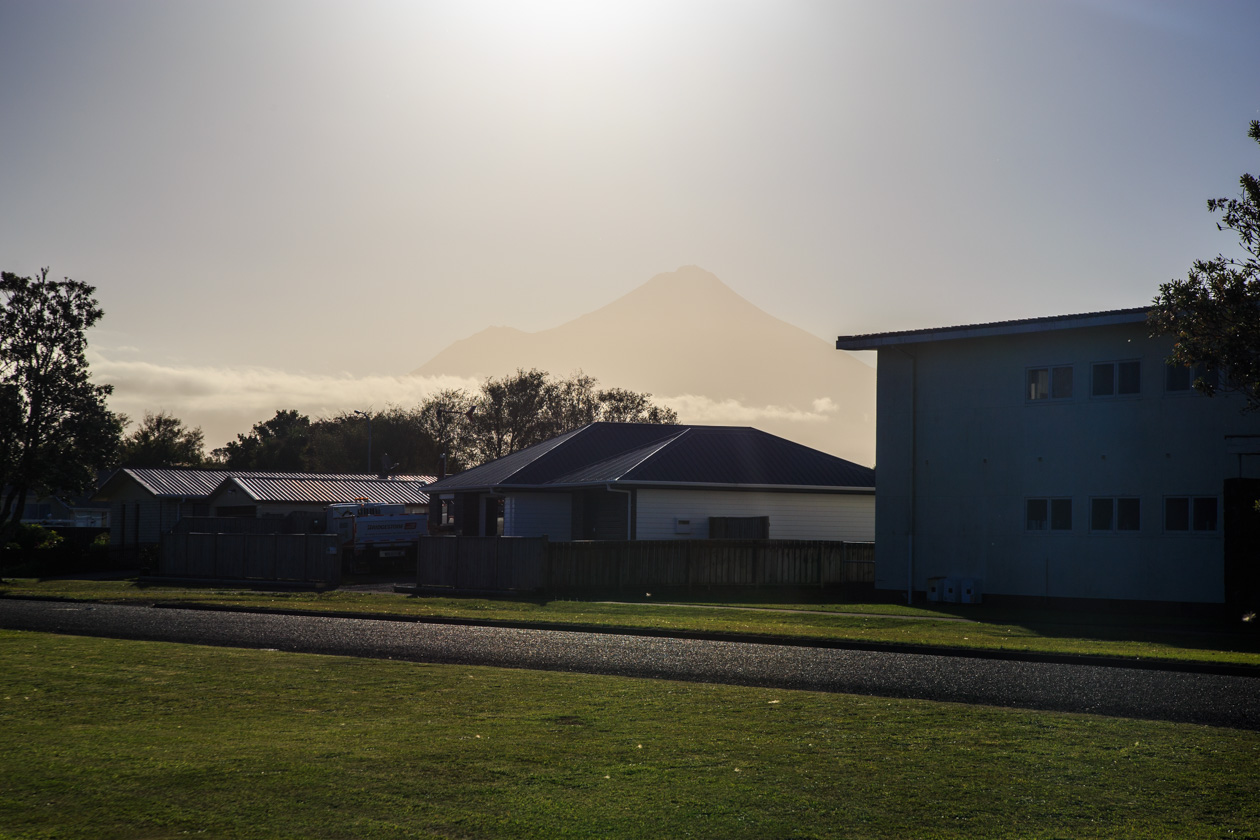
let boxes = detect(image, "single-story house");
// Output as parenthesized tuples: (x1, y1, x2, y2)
(15, 489, 110, 528)
(93, 469, 433, 552)
(423, 422, 875, 542)
(205, 474, 432, 518)
(836, 307, 1260, 605)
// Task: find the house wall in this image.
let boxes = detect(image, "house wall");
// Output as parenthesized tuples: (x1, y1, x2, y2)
(634, 488, 875, 541)
(873, 321, 1260, 603)
(107, 498, 209, 547)
(570, 490, 631, 540)
(504, 493, 572, 540)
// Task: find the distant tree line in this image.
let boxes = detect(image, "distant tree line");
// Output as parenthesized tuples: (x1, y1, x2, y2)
(117, 369, 678, 475)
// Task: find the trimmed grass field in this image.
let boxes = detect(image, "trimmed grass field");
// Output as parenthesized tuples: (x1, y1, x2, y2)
(3, 577, 1260, 667)
(1, 629, 1257, 839)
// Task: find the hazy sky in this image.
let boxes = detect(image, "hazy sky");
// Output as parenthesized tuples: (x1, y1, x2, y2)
(1, 0, 1257, 449)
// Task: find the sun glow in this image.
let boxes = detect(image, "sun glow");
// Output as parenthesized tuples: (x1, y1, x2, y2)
(450, 0, 678, 59)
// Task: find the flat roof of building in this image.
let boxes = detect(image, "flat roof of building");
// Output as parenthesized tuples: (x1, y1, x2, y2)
(835, 307, 1148, 350)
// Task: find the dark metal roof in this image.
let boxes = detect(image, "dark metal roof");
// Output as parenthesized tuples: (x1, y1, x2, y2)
(95, 469, 433, 501)
(835, 307, 1149, 350)
(426, 423, 874, 494)
(213, 475, 433, 506)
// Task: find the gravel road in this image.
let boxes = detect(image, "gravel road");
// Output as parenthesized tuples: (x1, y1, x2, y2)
(2, 599, 1256, 730)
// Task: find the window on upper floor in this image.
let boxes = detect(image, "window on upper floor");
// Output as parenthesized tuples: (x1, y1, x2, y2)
(1090, 497, 1140, 532)
(1027, 366, 1073, 401)
(1164, 497, 1218, 532)
(1026, 498, 1072, 531)
(1092, 360, 1141, 397)
(1165, 362, 1219, 393)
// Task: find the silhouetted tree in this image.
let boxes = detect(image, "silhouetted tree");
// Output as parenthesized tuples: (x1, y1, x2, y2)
(211, 409, 311, 470)
(119, 411, 206, 468)
(307, 406, 444, 475)
(1, 268, 121, 546)
(1150, 120, 1260, 408)
(596, 386, 679, 424)
(458, 369, 677, 467)
(416, 389, 476, 473)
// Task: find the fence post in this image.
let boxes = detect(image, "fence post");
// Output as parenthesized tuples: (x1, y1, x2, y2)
(618, 541, 626, 593)
(540, 536, 549, 595)
(686, 540, 693, 593)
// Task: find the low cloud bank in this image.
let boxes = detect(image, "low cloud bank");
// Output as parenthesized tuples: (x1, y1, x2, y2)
(659, 393, 840, 425)
(90, 355, 869, 460)
(91, 353, 481, 449)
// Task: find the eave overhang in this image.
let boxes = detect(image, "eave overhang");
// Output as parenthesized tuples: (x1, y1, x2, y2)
(836, 307, 1149, 350)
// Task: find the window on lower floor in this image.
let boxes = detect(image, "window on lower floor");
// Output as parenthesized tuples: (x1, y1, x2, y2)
(1027, 366, 1073, 401)
(1092, 360, 1141, 397)
(1090, 497, 1140, 532)
(1165, 497, 1218, 532)
(1026, 498, 1072, 531)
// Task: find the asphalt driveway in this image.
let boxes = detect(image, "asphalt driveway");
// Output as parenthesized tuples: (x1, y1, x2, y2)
(1, 599, 1256, 730)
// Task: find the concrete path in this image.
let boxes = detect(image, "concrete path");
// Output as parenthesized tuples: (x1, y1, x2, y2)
(1, 599, 1256, 730)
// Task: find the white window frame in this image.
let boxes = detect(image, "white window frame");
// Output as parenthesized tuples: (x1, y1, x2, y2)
(1164, 362, 1219, 394)
(1026, 365, 1074, 402)
(1163, 496, 1219, 533)
(1091, 359, 1142, 398)
(1025, 497, 1072, 532)
(1089, 496, 1141, 533)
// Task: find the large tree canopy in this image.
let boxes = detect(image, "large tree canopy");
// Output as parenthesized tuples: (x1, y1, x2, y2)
(1149, 120, 1260, 408)
(458, 369, 679, 466)
(210, 372, 678, 475)
(0, 268, 121, 543)
(119, 411, 206, 468)
(211, 409, 311, 471)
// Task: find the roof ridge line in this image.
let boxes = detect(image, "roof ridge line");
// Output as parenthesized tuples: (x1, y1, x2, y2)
(607, 426, 690, 480)
(493, 423, 595, 485)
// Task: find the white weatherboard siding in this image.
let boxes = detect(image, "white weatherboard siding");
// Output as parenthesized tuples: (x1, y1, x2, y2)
(635, 489, 874, 541)
(504, 493, 572, 540)
(872, 321, 1260, 603)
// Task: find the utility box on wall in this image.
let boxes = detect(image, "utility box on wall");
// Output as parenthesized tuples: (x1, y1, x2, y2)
(960, 578, 982, 604)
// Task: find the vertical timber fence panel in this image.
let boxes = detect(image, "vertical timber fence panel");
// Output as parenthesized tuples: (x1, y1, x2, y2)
(157, 533, 340, 585)
(413, 538, 874, 594)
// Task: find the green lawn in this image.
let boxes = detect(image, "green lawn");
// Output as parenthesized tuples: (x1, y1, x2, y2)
(0, 629, 1256, 839)
(4, 576, 1260, 667)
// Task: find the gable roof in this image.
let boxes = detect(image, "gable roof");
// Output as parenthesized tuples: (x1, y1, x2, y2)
(835, 307, 1148, 350)
(426, 423, 874, 494)
(210, 474, 433, 507)
(95, 468, 432, 502)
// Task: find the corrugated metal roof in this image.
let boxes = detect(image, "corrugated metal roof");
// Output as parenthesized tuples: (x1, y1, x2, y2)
(835, 307, 1149, 350)
(425, 423, 874, 493)
(97, 469, 433, 501)
(219, 475, 431, 506)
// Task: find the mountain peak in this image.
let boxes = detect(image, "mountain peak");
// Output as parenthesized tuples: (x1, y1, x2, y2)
(596, 265, 768, 326)
(641, 264, 727, 291)
(410, 266, 876, 463)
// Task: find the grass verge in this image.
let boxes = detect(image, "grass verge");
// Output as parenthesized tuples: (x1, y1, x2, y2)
(3, 577, 1260, 668)
(1, 629, 1257, 840)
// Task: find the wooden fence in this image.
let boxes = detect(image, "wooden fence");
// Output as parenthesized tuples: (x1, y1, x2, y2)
(416, 537, 874, 594)
(159, 531, 342, 586)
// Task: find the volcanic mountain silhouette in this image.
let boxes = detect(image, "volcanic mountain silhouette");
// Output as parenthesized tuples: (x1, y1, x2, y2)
(411, 265, 875, 463)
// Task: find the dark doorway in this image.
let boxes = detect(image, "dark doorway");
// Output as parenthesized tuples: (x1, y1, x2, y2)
(1224, 478, 1260, 610)
(483, 496, 504, 536)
